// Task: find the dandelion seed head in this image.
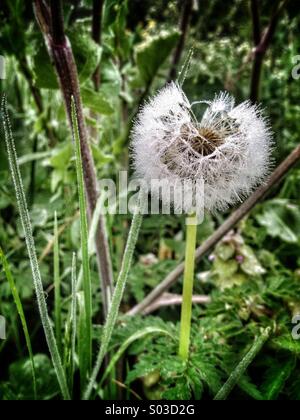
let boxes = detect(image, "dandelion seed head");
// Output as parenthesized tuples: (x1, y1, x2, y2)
(131, 82, 273, 213)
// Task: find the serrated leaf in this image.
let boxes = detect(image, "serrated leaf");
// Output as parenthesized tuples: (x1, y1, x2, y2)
(261, 358, 295, 400)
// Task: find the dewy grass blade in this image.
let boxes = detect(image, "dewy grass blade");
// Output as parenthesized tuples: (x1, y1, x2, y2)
(71, 98, 92, 387)
(70, 253, 77, 392)
(1, 95, 70, 400)
(54, 211, 62, 356)
(177, 47, 194, 87)
(0, 246, 37, 400)
(64, 253, 77, 394)
(84, 195, 144, 400)
(214, 327, 271, 400)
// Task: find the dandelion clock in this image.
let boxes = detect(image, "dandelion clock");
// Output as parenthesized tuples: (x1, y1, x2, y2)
(131, 81, 273, 361)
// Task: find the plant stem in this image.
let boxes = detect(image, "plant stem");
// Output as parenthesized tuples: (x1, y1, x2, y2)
(92, 0, 104, 90)
(128, 143, 300, 316)
(250, 0, 288, 102)
(1, 95, 70, 400)
(0, 246, 37, 400)
(169, 0, 193, 81)
(34, 0, 114, 319)
(214, 327, 271, 400)
(54, 211, 62, 356)
(179, 214, 197, 361)
(71, 98, 92, 384)
(83, 195, 144, 400)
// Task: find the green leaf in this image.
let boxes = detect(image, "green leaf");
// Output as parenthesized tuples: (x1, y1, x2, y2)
(239, 244, 266, 276)
(0, 355, 58, 400)
(256, 199, 300, 244)
(100, 326, 173, 386)
(136, 30, 180, 85)
(272, 334, 300, 355)
(0, 247, 37, 399)
(81, 87, 114, 115)
(261, 358, 295, 400)
(33, 33, 101, 89)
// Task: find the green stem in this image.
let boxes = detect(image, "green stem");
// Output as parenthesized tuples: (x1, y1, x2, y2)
(0, 247, 37, 400)
(83, 195, 144, 400)
(179, 214, 198, 361)
(54, 211, 62, 356)
(1, 95, 70, 400)
(71, 98, 92, 386)
(214, 327, 271, 400)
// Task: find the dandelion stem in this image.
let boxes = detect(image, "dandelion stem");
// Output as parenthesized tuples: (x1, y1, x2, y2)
(179, 213, 198, 361)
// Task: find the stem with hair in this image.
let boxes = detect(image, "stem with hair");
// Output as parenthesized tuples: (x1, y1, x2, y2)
(1, 95, 70, 400)
(34, 0, 113, 319)
(83, 194, 144, 400)
(169, 0, 193, 81)
(54, 212, 62, 356)
(214, 327, 271, 400)
(71, 98, 92, 386)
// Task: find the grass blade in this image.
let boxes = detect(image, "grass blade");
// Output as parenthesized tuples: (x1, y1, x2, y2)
(64, 253, 77, 395)
(0, 246, 37, 399)
(214, 327, 271, 400)
(71, 98, 92, 389)
(54, 211, 62, 355)
(84, 197, 144, 400)
(100, 326, 174, 387)
(1, 95, 70, 400)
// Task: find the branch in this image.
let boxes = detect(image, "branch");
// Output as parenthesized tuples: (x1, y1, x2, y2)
(142, 293, 211, 316)
(92, 0, 104, 90)
(128, 144, 300, 316)
(168, 0, 193, 81)
(250, 0, 288, 103)
(250, 0, 261, 46)
(34, 0, 114, 318)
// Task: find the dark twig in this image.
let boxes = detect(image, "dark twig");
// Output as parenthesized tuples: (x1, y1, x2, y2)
(92, 0, 104, 90)
(128, 144, 300, 316)
(34, 0, 114, 318)
(143, 293, 211, 316)
(250, 0, 288, 103)
(169, 0, 193, 81)
(250, 0, 261, 46)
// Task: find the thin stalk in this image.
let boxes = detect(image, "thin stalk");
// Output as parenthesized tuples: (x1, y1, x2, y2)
(169, 0, 193, 81)
(83, 196, 144, 400)
(54, 211, 62, 356)
(64, 253, 77, 394)
(0, 247, 37, 400)
(214, 327, 271, 400)
(1, 95, 70, 400)
(71, 98, 92, 386)
(178, 214, 198, 361)
(70, 253, 77, 390)
(34, 0, 114, 319)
